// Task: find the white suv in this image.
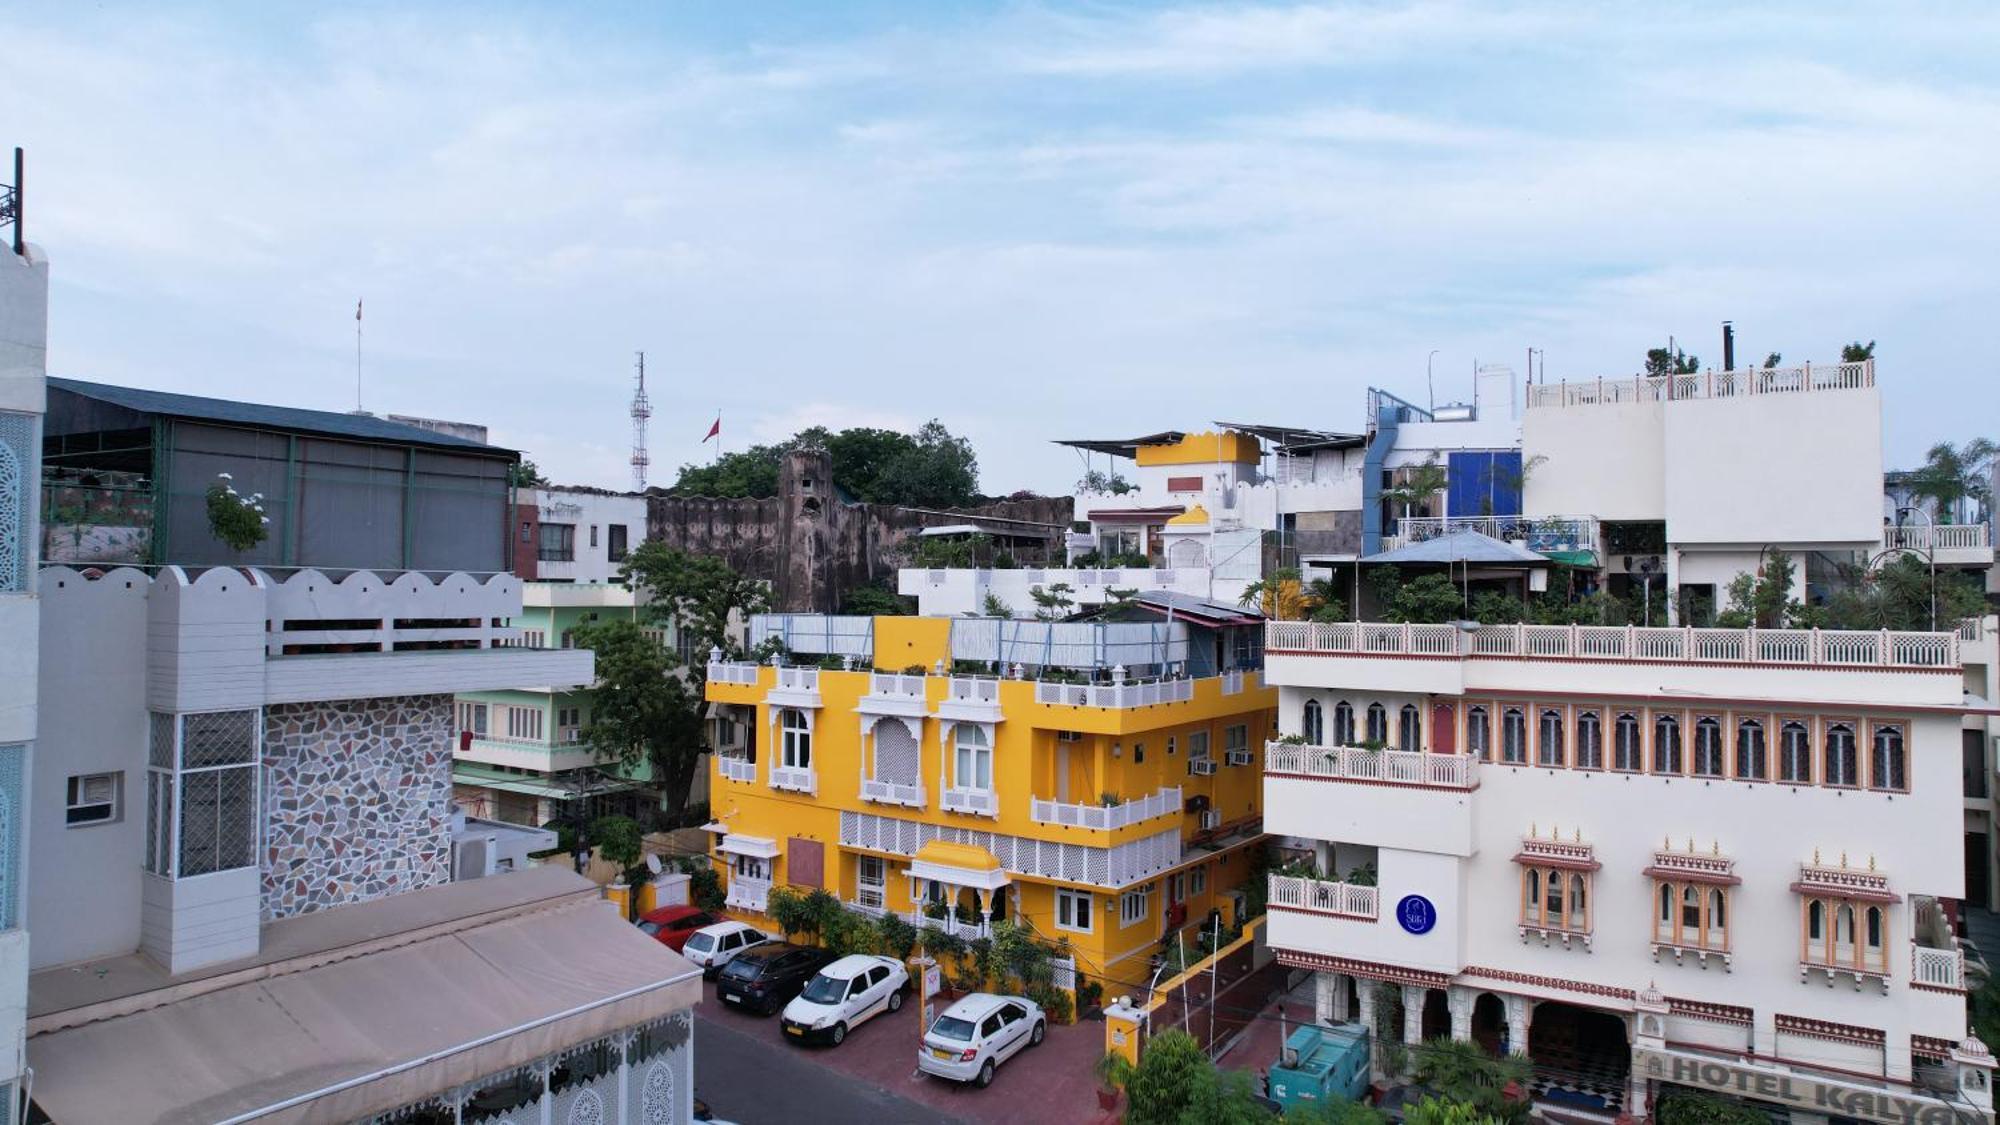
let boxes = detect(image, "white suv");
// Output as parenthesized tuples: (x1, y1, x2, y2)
(917, 993, 1046, 1087)
(682, 921, 770, 977)
(779, 954, 909, 1045)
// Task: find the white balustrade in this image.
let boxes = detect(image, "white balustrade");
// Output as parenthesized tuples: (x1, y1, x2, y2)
(1913, 944, 1964, 990)
(941, 786, 998, 816)
(859, 776, 926, 808)
(868, 671, 927, 697)
(776, 666, 820, 691)
(1033, 677, 1195, 708)
(947, 676, 1000, 704)
(1268, 874, 1380, 920)
(1264, 740, 1475, 789)
(1273, 620, 1961, 669)
(726, 875, 772, 913)
(1884, 524, 1991, 551)
(707, 662, 762, 685)
(1031, 786, 1182, 830)
(718, 757, 756, 783)
(1527, 360, 1873, 409)
(770, 766, 816, 794)
(901, 909, 990, 941)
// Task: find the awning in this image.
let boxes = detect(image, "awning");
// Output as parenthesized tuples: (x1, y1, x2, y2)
(1363, 528, 1551, 566)
(1088, 505, 1186, 522)
(716, 834, 780, 859)
(1544, 549, 1599, 568)
(27, 893, 701, 1124)
(910, 841, 1010, 891)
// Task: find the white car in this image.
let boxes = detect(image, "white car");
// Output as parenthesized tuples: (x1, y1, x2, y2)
(778, 954, 909, 1045)
(917, 993, 1046, 1087)
(683, 921, 770, 977)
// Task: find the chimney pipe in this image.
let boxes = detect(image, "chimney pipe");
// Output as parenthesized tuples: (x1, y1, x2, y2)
(1721, 321, 1735, 372)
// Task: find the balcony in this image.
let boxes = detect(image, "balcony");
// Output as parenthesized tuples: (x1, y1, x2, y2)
(1271, 620, 1961, 669)
(1220, 669, 1258, 695)
(1265, 741, 1476, 789)
(770, 766, 816, 794)
(708, 661, 761, 685)
(900, 909, 990, 941)
(1525, 359, 1873, 409)
(941, 786, 998, 817)
(1030, 786, 1181, 830)
(1912, 944, 1965, 992)
(1264, 742, 1476, 856)
(766, 665, 822, 709)
(718, 757, 756, 783)
(1268, 874, 1379, 921)
(1883, 523, 1994, 566)
(1386, 515, 1599, 556)
(1034, 677, 1194, 709)
(859, 776, 926, 809)
(868, 671, 926, 697)
(726, 875, 772, 914)
(938, 676, 1005, 724)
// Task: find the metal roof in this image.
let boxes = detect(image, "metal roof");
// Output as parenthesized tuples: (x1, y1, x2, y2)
(1211, 421, 1366, 453)
(1052, 431, 1187, 459)
(48, 377, 510, 454)
(1362, 528, 1551, 566)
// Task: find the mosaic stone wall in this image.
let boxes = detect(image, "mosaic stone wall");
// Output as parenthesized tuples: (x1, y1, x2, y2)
(262, 694, 454, 920)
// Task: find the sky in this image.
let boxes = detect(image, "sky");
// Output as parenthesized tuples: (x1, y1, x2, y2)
(6, 2, 1997, 496)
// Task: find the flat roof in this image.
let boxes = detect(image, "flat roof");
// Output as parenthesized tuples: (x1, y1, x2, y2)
(48, 376, 510, 454)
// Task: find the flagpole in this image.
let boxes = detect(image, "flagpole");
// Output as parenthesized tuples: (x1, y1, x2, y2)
(354, 298, 363, 412)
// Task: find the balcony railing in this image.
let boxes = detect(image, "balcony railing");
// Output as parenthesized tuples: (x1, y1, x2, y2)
(718, 757, 756, 783)
(859, 776, 925, 808)
(1389, 515, 1599, 555)
(1034, 677, 1195, 709)
(1269, 874, 1379, 920)
(1884, 524, 1992, 552)
(770, 766, 816, 794)
(868, 671, 927, 698)
(1526, 359, 1873, 409)
(1268, 620, 1962, 669)
(1031, 786, 1182, 830)
(1266, 740, 1477, 789)
(901, 909, 991, 941)
(1912, 944, 1965, 990)
(726, 875, 771, 914)
(708, 662, 761, 685)
(947, 676, 1001, 704)
(1220, 669, 1257, 695)
(941, 786, 998, 817)
(776, 666, 820, 692)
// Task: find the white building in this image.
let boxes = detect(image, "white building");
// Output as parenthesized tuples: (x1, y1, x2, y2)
(519, 485, 648, 586)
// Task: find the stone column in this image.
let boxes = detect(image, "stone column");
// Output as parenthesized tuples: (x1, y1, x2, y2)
(1314, 971, 1338, 1026)
(1447, 987, 1474, 1042)
(1401, 984, 1426, 1047)
(1357, 981, 1381, 1080)
(1503, 995, 1530, 1057)
(1333, 973, 1352, 1024)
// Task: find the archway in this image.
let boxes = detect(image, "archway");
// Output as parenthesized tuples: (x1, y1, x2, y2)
(1470, 993, 1506, 1056)
(1527, 1001, 1630, 1114)
(1421, 989, 1451, 1041)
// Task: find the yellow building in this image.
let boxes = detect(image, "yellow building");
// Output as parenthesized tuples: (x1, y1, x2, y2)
(703, 601, 1276, 996)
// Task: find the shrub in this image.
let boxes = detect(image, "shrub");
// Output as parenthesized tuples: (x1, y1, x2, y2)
(685, 865, 725, 912)
(204, 473, 269, 552)
(876, 913, 919, 961)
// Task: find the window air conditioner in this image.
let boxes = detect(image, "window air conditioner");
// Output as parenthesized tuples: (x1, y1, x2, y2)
(1056, 731, 1084, 743)
(1198, 810, 1222, 830)
(1225, 748, 1253, 767)
(1189, 759, 1217, 777)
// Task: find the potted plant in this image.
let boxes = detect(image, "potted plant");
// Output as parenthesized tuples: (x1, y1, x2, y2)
(1094, 1051, 1134, 1112)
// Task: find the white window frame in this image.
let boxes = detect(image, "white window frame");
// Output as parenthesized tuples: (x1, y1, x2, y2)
(954, 724, 994, 792)
(506, 705, 543, 742)
(856, 855, 887, 911)
(1120, 886, 1150, 927)
(146, 710, 260, 880)
(1188, 730, 1211, 763)
(1056, 888, 1094, 933)
(66, 772, 121, 827)
(458, 701, 489, 737)
(1191, 865, 1207, 896)
(780, 708, 813, 770)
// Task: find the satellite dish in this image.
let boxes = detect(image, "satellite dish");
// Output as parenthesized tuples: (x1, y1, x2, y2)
(645, 854, 663, 875)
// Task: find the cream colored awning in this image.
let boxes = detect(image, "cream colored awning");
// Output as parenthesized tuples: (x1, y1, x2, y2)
(27, 896, 701, 1124)
(716, 833, 780, 859)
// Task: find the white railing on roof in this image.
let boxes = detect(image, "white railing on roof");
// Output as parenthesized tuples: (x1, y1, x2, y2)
(726, 875, 771, 913)
(254, 568, 524, 655)
(1034, 677, 1195, 709)
(708, 661, 761, 685)
(1220, 669, 1253, 695)
(867, 671, 927, 698)
(1913, 944, 1965, 990)
(950, 617, 1190, 671)
(1270, 620, 1960, 669)
(1526, 360, 1873, 409)
(859, 775, 926, 808)
(941, 786, 998, 817)
(770, 765, 816, 794)
(947, 676, 1001, 704)
(1962, 619, 1985, 642)
(776, 666, 820, 692)
(718, 757, 756, 783)
(1884, 524, 1992, 552)
(1265, 740, 1476, 789)
(1269, 874, 1380, 920)
(1031, 786, 1182, 830)
(1392, 515, 1599, 555)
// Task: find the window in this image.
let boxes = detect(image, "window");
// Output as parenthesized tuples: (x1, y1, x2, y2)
(537, 522, 576, 563)
(1537, 709, 1565, 767)
(558, 705, 581, 727)
(607, 524, 629, 562)
(1120, 886, 1150, 927)
(1824, 722, 1859, 787)
(1780, 720, 1812, 783)
(955, 725, 993, 791)
(1466, 706, 1490, 760)
(506, 706, 543, 742)
(1613, 712, 1642, 771)
(458, 702, 489, 737)
(1654, 880, 1729, 951)
(519, 520, 532, 543)
(1224, 725, 1248, 758)
(1189, 730, 1211, 763)
(589, 525, 599, 549)
(1520, 865, 1590, 933)
(1500, 707, 1527, 764)
(1802, 898, 1886, 973)
(856, 856, 886, 911)
(1333, 701, 1356, 746)
(1133, 741, 1145, 764)
(1735, 719, 1767, 780)
(1575, 711, 1603, 769)
(1652, 714, 1683, 774)
(1365, 703, 1387, 745)
(780, 708, 812, 770)
(1302, 700, 1323, 745)
(66, 772, 121, 826)
(1191, 865, 1207, 895)
(1056, 888, 1094, 933)
(1870, 725, 1906, 791)
(1167, 736, 1177, 757)
(146, 710, 259, 879)
(1692, 717, 1724, 777)
(1399, 705, 1422, 752)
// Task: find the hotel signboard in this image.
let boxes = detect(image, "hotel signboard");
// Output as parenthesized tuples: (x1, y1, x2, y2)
(1634, 1047, 1986, 1125)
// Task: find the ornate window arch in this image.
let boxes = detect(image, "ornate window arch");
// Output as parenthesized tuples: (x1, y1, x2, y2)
(1302, 699, 1324, 746)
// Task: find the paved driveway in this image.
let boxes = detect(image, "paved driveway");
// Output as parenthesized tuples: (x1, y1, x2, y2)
(696, 979, 1110, 1124)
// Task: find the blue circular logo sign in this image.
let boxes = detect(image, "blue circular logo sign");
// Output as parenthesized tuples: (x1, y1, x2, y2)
(1396, 894, 1437, 935)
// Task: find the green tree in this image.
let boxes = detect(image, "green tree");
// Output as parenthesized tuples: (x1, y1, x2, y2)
(877, 419, 981, 507)
(840, 584, 912, 616)
(1079, 467, 1135, 495)
(507, 459, 549, 488)
(981, 591, 1012, 618)
(668, 444, 788, 498)
(1763, 352, 1782, 369)
(1654, 1088, 1770, 1125)
(1368, 566, 1467, 623)
(1645, 347, 1700, 376)
(1820, 555, 1987, 632)
(623, 543, 771, 662)
(1841, 340, 1876, 363)
(573, 617, 708, 816)
(1404, 1096, 1503, 1125)
(1384, 457, 1449, 516)
(1714, 550, 1801, 628)
(589, 814, 646, 920)
(1125, 1030, 1221, 1125)
(1031, 582, 1076, 621)
(1285, 1097, 1386, 1125)
(1905, 439, 1997, 524)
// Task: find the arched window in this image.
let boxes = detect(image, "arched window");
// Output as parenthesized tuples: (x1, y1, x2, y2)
(1398, 704, 1422, 752)
(1865, 906, 1885, 966)
(1575, 711, 1603, 769)
(1537, 709, 1565, 767)
(1653, 714, 1683, 774)
(1780, 721, 1811, 783)
(1870, 725, 1906, 791)
(1693, 717, 1723, 777)
(1333, 701, 1355, 746)
(1681, 885, 1702, 937)
(1365, 703, 1388, 745)
(1735, 719, 1767, 780)
(1808, 899, 1826, 960)
(1708, 889, 1727, 943)
(1524, 870, 1541, 917)
(780, 708, 812, 769)
(1615, 713, 1642, 771)
(1302, 700, 1324, 746)
(1545, 869, 1564, 925)
(1657, 883, 1675, 940)
(955, 724, 993, 791)
(1501, 707, 1527, 764)
(1466, 706, 1490, 760)
(1825, 722, 1858, 786)
(1835, 903, 1857, 950)
(1570, 874, 1588, 928)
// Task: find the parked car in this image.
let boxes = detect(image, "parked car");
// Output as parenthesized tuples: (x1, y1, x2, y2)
(714, 944, 836, 1015)
(915, 993, 1045, 1087)
(779, 954, 911, 1045)
(683, 920, 770, 975)
(637, 905, 723, 953)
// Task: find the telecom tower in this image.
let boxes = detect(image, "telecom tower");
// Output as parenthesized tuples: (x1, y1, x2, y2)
(630, 351, 651, 491)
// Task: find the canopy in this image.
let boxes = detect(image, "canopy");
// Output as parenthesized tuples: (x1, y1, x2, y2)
(716, 833, 780, 859)
(910, 841, 1010, 890)
(1363, 528, 1551, 567)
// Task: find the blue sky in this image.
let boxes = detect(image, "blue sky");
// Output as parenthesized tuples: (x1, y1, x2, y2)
(6, 2, 1997, 494)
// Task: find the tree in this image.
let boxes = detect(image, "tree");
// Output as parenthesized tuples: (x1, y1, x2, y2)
(877, 419, 980, 507)
(1124, 1030, 1218, 1125)
(573, 617, 708, 816)
(1763, 352, 1782, 369)
(1030, 582, 1076, 621)
(1714, 550, 1801, 628)
(1383, 457, 1449, 517)
(1841, 340, 1876, 363)
(1410, 1037, 1531, 1123)
(1644, 347, 1700, 376)
(981, 591, 1012, 618)
(840, 584, 912, 617)
(1819, 555, 1987, 632)
(1906, 439, 1998, 524)
(507, 459, 549, 488)
(1079, 467, 1135, 495)
(623, 542, 771, 663)
(589, 814, 646, 920)
(1367, 566, 1466, 623)
(1404, 1097, 1503, 1125)
(667, 444, 788, 498)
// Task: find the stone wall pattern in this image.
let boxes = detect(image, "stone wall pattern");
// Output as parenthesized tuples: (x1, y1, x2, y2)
(262, 694, 455, 920)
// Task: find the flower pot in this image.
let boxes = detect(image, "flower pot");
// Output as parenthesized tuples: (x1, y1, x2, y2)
(1096, 1088, 1120, 1112)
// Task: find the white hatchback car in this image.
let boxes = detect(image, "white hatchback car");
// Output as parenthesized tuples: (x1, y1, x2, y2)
(779, 954, 910, 1045)
(682, 921, 770, 977)
(916, 993, 1046, 1087)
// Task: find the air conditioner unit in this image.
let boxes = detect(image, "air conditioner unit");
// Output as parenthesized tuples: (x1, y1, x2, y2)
(1056, 730, 1085, 743)
(1184, 794, 1211, 813)
(1225, 748, 1253, 767)
(1198, 810, 1222, 831)
(1188, 759, 1217, 777)
(452, 835, 496, 881)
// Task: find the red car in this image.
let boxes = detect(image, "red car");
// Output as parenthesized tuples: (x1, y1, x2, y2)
(638, 905, 722, 952)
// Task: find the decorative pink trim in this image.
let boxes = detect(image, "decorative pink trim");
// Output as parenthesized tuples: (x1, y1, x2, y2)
(1774, 1013, 1885, 1045)
(1272, 947, 1452, 989)
(1666, 997, 1753, 1026)
(1263, 769, 1478, 793)
(1270, 902, 1379, 924)
(1910, 980, 1967, 995)
(1459, 965, 1635, 1002)
(1913, 1034, 1957, 1058)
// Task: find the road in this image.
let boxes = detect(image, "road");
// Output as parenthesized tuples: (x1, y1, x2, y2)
(693, 1003, 964, 1125)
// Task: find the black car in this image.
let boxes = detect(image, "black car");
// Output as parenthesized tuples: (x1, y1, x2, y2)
(713, 943, 836, 1016)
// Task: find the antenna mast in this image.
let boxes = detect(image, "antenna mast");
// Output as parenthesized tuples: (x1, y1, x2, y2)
(630, 351, 652, 491)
